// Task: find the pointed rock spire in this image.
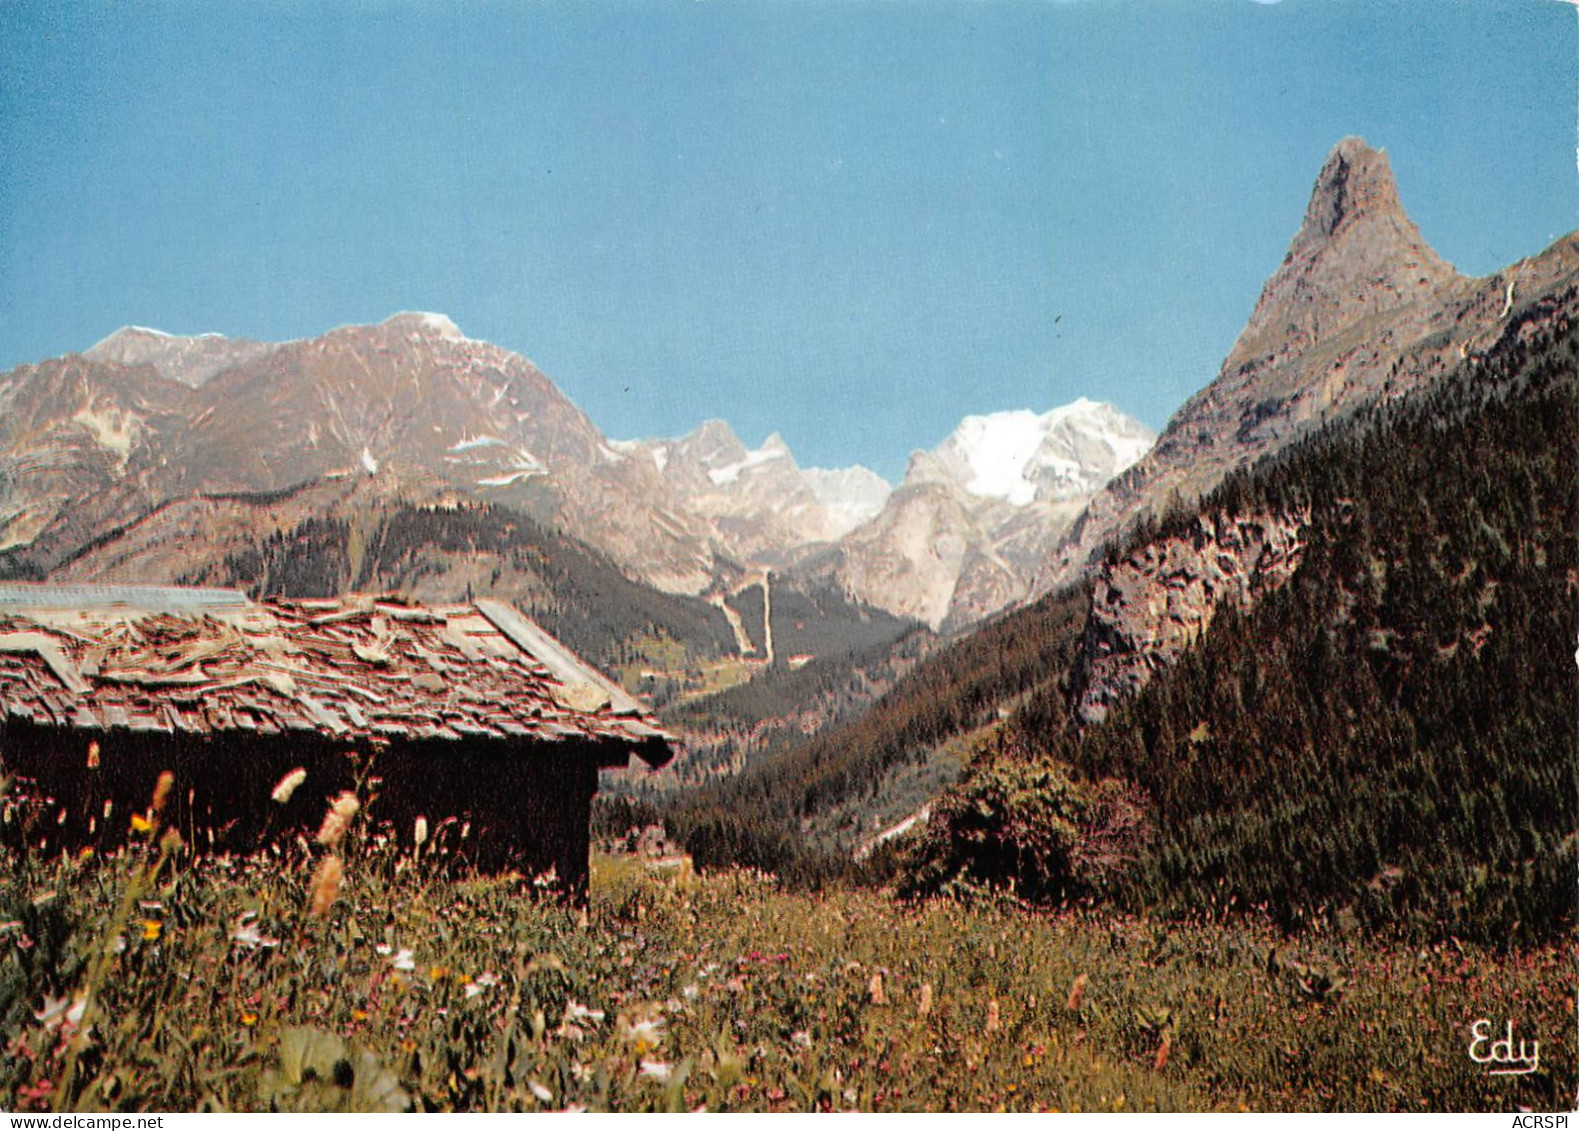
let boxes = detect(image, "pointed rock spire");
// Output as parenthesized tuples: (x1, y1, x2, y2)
(1294, 135, 1407, 246)
(1228, 137, 1458, 370)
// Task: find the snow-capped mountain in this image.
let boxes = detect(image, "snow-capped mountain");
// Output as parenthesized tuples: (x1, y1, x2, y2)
(798, 399, 1155, 631)
(911, 399, 1156, 506)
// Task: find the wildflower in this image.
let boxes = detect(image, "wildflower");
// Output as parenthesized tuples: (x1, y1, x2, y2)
(869, 972, 887, 1005)
(151, 771, 174, 817)
(141, 920, 162, 942)
(309, 855, 345, 917)
(33, 994, 87, 1032)
(390, 948, 416, 972)
(316, 791, 360, 849)
(918, 982, 934, 1017)
(985, 999, 1001, 1033)
(639, 1060, 672, 1083)
(791, 1030, 812, 1047)
(413, 815, 429, 848)
(129, 814, 153, 834)
(619, 1015, 666, 1054)
(230, 913, 280, 950)
(529, 1080, 553, 1102)
(241, 1011, 258, 1027)
(1066, 973, 1088, 1014)
(564, 1001, 605, 1025)
(270, 768, 308, 804)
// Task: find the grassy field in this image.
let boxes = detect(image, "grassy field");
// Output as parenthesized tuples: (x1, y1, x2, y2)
(1, 832, 1571, 1113)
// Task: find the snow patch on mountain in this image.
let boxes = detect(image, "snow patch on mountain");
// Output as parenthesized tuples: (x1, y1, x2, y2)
(384, 312, 466, 341)
(448, 434, 507, 453)
(706, 433, 791, 486)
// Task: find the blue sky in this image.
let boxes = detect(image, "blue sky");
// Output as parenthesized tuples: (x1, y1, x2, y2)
(1, 0, 1574, 481)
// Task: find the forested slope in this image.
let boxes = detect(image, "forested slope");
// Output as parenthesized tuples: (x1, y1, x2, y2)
(914, 297, 1577, 944)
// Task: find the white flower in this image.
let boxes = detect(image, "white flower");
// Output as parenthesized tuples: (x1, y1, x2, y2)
(639, 1060, 672, 1083)
(791, 1030, 812, 1047)
(528, 1080, 553, 1102)
(375, 943, 393, 956)
(390, 948, 416, 972)
(230, 914, 279, 950)
(475, 970, 501, 989)
(413, 816, 429, 847)
(34, 994, 87, 1032)
(681, 983, 699, 1001)
(270, 768, 308, 804)
(620, 1016, 666, 1054)
(464, 983, 485, 1000)
(564, 1000, 604, 1024)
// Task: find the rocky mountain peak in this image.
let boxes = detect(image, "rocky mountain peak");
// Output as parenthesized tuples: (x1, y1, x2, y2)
(84, 325, 278, 388)
(683, 419, 749, 465)
(1228, 136, 1458, 372)
(1296, 136, 1404, 245)
(380, 311, 467, 340)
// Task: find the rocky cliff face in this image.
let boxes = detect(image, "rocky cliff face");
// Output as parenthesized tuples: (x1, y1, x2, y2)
(616, 421, 889, 567)
(1072, 507, 1310, 724)
(1034, 137, 1579, 600)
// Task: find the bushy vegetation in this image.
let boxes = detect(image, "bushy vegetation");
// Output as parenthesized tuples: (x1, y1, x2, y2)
(915, 297, 1578, 946)
(2, 833, 1570, 1112)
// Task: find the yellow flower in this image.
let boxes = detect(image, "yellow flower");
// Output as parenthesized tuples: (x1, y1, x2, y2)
(141, 920, 162, 941)
(241, 1011, 258, 1026)
(78, 847, 94, 860)
(130, 814, 153, 834)
(352, 1009, 369, 1022)
(429, 966, 449, 980)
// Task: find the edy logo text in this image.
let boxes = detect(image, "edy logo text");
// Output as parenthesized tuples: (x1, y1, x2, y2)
(1467, 1019, 1539, 1076)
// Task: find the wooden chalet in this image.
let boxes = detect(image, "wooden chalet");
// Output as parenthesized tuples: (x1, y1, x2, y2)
(0, 583, 673, 895)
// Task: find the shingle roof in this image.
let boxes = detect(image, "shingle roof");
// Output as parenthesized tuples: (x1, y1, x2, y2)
(0, 584, 671, 766)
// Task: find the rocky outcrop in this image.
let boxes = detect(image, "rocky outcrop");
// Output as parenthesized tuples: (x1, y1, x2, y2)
(1073, 508, 1310, 725)
(618, 420, 889, 567)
